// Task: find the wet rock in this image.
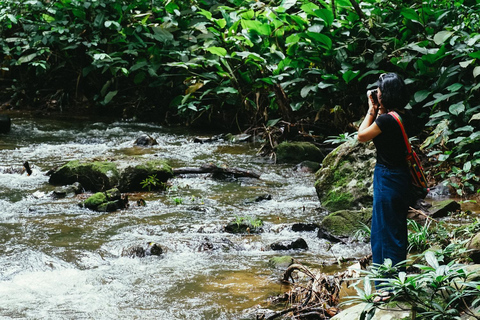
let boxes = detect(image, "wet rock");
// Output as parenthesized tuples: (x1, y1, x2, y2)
(294, 160, 321, 173)
(276, 141, 325, 164)
(269, 238, 308, 251)
(292, 223, 319, 232)
(243, 194, 272, 204)
(121, 242, 163, 258)
(315, 141, 376, 211)
(48, 160, 120, 192)
(52, 182, 84, 198)
(429, 200, 461, 218)
(317, 226, 345, 243)
(48, 159, 173, 192)
(320, 208, 372, 238)
(118, 159, 173, 192)
(224, 219, 263, 234)
(0, 114, 11, 133)
(83, 188, 129, 212)
(134, 134, 158, 146)
(197, 237, 237, 252)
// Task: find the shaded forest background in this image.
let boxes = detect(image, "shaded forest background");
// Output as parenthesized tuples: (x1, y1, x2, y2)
(0, 0, 479, 196)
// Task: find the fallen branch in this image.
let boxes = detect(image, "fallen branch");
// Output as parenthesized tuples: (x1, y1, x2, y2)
(173, 163, 261, 179)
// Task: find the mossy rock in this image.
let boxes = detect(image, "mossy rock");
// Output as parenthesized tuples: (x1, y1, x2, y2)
(118, 159, 173, 192)
(49, 160, 120, 192)
(84, 188, 128, 212)
(315, 141, 376, 212)
(276, 141, 324, 163)
(84, 192, 107, 209)
(320, 208, 372, 238)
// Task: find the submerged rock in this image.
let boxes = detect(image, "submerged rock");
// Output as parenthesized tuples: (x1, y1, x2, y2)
(134, 134, 158, 146)
(52, 182, 83, 198)
(121, 242, 163, 258)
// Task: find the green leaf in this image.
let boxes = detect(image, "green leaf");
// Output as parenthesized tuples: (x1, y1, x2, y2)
(460, 59, 474, 68)
(216, 87, 238, 94)
(266, 118, 281, 127)
(449, 102, 465, 115)
(279, 0, 296, 10)
(455, 125, 474, 132)
(434, 31, 453, 45)
(425, 251, 439, 269)
(206, 47, 227, 57)
(464, 161, 472, 173)
(314, 9, 334, 26)
(104, 90, 118, 104)
(241, 20, 271, 36)
(469, 51, 480, 59)
(301, 85, 317, 98)
(474, 66, 480, 78)
(470, 113, 480, 122)
(414, 90, 431, 102)
(342, 70, 360, 84)
(447, 83, 463, 92)
(17, 53, 38, 64)
(304, 32, 332, 50)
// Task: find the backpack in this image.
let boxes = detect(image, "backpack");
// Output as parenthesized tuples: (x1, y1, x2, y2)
(389, 111, 429, 193)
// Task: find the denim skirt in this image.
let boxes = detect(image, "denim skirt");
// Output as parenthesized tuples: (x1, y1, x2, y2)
(371, 163, 411, 270)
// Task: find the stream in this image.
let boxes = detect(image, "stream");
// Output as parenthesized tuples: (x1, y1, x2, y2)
(0, 114, 402, 319)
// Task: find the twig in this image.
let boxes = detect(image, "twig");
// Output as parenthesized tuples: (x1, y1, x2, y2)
(408, 207, 438, 223)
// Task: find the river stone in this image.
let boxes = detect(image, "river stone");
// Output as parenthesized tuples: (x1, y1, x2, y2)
(49, 160, 120, 192)
(276, 141, 325, 163)
(134, 134, 158, 146)
(429, 199, 461, 218)
(84, 188, 128, 212)
(320, 209, 372, 238)
(0, 114, 11, 133)
(118, 159, 173, 192)
(315, 140, 375, 212)
(269, 238, 308, 251)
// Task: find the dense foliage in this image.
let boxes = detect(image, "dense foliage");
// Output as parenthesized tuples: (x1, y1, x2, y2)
(0, 0, 479, 194)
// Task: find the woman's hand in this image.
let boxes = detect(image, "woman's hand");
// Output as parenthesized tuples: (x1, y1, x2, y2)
(367, 90, 379, 116)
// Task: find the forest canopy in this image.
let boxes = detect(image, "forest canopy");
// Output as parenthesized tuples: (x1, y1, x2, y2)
(0, 0, 479, 195)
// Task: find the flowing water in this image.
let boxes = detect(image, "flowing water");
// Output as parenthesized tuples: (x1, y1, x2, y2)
(0, 114, 374, 319)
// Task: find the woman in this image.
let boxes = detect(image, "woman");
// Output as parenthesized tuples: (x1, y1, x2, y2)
(357, 73, 415, 290)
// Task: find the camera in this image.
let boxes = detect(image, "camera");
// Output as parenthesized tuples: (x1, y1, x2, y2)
(369, 89, 379, 105)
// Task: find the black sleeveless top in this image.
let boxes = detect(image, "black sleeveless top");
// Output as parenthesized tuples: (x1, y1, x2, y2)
(373, 111, 417, 168)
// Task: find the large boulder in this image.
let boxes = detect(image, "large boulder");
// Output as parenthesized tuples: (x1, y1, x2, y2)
(276, 141, 325, 163)
(49, 159, 173, 192)
(49, 160, 120, 192)
(315, 141, 375, 212)
(118, 159, 173, 192)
